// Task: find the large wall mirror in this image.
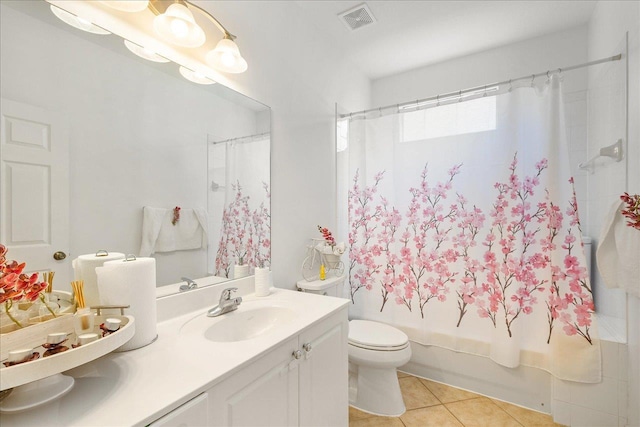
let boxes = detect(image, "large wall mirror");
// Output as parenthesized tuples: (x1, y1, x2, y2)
(0, 1, 270, 296)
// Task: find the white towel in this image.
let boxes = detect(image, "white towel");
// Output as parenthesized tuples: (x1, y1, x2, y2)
(139, 207, 208, 256)
(596, 200, 640, 297)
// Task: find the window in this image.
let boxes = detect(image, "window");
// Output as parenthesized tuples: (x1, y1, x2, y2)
(400, 96, 496, 142)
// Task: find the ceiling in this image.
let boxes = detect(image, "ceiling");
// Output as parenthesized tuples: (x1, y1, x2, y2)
(294, 1, 597, 80)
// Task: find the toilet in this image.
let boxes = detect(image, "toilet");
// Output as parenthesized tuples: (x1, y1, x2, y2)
(296, 275, 411, 416)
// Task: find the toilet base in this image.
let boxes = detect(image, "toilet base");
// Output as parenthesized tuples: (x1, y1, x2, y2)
(349, 365, 406, 417)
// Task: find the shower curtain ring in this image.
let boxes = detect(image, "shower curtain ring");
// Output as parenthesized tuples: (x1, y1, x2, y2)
(483, 85, 487, 97)
(508, 79, 512, 92)
(557, 67, 562, 74)
(546, 70, 550, 79)
(436, 95, 440, 106)
(458, 90, 462, 102)
(531, 74, 535, 86)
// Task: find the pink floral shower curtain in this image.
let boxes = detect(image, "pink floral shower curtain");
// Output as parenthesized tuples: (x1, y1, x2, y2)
(339, 75, 601, 382)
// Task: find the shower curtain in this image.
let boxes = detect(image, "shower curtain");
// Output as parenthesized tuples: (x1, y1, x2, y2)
(210, 135, 271, 278)
(338, 75, 601, 382)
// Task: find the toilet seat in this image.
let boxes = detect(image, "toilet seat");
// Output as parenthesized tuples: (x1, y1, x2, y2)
(348, 320, 409, 351)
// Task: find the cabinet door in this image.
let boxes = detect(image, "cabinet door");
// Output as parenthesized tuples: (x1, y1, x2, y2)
(208, 337, 299, 427)
(298, 308, 349, 427)
(149, 393, 208, 427)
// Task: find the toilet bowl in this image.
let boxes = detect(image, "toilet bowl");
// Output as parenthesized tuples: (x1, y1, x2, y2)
(348, 319, 411, 416)
(296, 276, 411, 417)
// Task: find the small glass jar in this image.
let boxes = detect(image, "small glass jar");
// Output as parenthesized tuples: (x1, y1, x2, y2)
(73, 307, 94, 336)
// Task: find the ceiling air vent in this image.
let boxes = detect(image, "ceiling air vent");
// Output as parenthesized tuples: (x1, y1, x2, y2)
(339, 3, 376, 31)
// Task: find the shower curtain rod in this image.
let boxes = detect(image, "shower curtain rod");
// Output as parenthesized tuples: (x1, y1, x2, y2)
(211, 132, 270, 145)
(340, 53, 622, 119)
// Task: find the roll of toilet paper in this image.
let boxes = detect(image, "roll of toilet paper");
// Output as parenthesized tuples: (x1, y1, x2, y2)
(72, 251, 125, 308)
(254, 267, 270, 297)
(96, 257, 157, 351)
(234, 264, 249, 279)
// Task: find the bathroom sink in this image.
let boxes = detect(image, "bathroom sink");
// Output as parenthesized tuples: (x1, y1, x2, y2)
(180, 303, 297, 342)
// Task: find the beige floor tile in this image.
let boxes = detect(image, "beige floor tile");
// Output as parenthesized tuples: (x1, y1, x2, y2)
(401, 405, 464, 427)
(400, 376, 441, 410)
(397, 370, 411, 378)
(491, 399, 565, 426)
(419, 378, 483, 403)
(350, 406, 376, 421)
(445, 397, 522, 427)
(349, 415, 404, 427)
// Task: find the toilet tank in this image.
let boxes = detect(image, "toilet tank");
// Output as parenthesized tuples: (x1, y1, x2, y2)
(296, 275, 346, 298)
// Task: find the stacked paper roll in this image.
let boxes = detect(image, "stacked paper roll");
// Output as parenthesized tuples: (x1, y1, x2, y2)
(234, 264, 249, 279)
(254, 267, 270, 297)
(96, 257, 157, 351)
(72, 252, 125, 308)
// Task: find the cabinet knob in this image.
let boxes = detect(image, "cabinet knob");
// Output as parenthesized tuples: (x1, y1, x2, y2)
(302, 343, 312, 353)
(292, 350, 303, 360)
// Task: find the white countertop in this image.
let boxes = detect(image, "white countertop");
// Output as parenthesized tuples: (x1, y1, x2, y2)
(0, 287, 349, 426)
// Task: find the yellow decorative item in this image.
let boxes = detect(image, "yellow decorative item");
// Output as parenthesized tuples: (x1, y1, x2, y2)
(319, 264, 326, 281)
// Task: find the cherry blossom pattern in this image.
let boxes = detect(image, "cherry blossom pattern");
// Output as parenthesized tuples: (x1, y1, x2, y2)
(476, 155, 548, 337)
(348, 170, 384, 303)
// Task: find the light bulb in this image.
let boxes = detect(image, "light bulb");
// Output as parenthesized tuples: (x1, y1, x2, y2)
(221, 52, 236, 67)
(153, 3, 205, 48)
(170, 19, 189, 39)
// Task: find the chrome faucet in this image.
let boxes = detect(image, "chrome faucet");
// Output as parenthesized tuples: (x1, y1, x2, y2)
(207, 287, 242, 317)
(179, 277, 198, 292)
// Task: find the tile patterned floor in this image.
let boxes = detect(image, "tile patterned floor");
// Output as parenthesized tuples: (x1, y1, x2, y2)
(349, 372, 565, 427)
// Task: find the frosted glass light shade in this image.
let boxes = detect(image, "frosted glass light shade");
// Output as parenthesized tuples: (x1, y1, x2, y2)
(101, 1, 149, 12)
(50, 5, 111, 35)
(153, 3, 205, 48)
(179, 66, 215, 85)
(205, 38, 248, 73)
(124, 40, 170, 63)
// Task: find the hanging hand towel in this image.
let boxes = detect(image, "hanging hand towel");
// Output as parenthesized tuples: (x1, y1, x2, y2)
(596, 200, 640, 297)
(139, 207, 208, 256)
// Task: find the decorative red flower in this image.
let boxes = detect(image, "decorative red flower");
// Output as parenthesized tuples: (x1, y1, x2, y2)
(620, 193, 640, 230)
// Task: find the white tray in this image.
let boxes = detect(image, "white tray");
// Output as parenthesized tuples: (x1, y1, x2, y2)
(0, 315, 135, 391)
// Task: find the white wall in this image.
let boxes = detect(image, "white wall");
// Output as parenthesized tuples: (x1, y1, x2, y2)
(587, 3, 640, 426)
(193, 1, 371, 289)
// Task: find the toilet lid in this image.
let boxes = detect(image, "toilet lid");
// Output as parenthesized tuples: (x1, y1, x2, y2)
(348, 320, 408, 350)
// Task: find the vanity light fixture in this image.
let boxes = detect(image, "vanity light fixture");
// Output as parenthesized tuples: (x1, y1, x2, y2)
(127, 0, 249, 73)
(123, 40, 170, 63)
(178, 66, 216, 85)
(50, 5, 111, 35)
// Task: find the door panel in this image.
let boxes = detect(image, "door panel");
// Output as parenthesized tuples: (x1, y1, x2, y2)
(0, 99, 69, 287)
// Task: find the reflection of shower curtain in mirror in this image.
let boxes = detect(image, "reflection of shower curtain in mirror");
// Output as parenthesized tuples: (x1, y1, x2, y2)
(337, 75, 601, 382)
(208, 135, 270, 278)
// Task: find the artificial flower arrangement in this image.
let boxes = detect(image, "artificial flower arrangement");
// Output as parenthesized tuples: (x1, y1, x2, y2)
(621, 192, 640, 230)
(317, 226, 347, 256)
(0, 244, 54, 329)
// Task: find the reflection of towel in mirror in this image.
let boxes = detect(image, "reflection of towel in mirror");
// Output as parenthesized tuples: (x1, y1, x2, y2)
(596, 200, 640, 297)
(139, 207, 208, 256)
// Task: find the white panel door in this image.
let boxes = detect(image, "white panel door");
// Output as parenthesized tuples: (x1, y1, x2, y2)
(0, 99, 70, 287)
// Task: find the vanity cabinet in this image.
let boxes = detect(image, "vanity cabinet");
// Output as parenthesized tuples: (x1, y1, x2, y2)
(149, 393, 209, 426)
(208, 308, 348, 426)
